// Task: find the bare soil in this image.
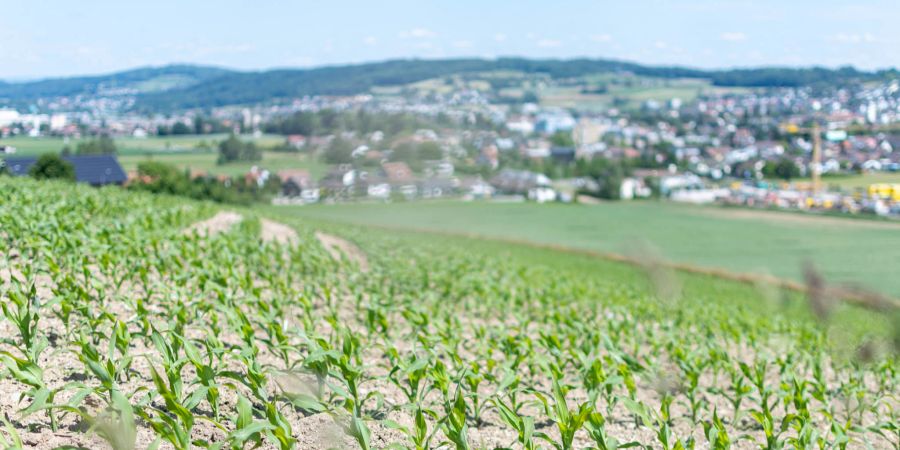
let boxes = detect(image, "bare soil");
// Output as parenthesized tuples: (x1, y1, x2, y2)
(183, 211, 243, 236)
(315, 232, 369, 271)
(260, 219, 299, 245)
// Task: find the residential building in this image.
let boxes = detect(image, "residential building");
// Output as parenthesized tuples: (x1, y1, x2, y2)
(3, 155, 127, 186)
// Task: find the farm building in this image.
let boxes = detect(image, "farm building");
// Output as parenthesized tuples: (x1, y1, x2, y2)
(277, 169, 313, 198)
(491, 169, 556, 202)
(3, 154, 127, 186)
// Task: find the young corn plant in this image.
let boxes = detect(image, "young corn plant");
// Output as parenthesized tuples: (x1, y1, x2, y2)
(140, 364, 223, 450)
(622, 397, 695, 450)
(0, 285, 48, 365)
(674, 350, 706, 424)
(217, 395, 270, 450)
(463, 363, 488, 425)
(178, 335, 227, 419)
(384, 407, 441, 450)
(493, 397, 537, 450)
(223, 350, 270, 405)
(340, 415, 372, 450)
(263, 401, 298, 450)
(740, 360, 777, 422)
(578, 355, 622, 408)
(720, 365, 753, 423)
(386, 350, 431, 405)
(703, 409, 740, 450)
(327, 330, 379, 417)
(440, 388, 471, 450)
(77, 330, 133, 399)
(584, 411, 639, 450)
(534, 378, 592, 450)
(783, 415, 823, 449)
(747, 408, 786, 450)
(88, 390, 138, 450)
(301, 336, 336, 400)
(149, 329, 189, 401)
(0, 278, 59, 431)
(0, 413, 23, 450)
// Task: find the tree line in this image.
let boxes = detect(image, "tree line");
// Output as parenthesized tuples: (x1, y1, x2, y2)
(60, 136, 118, 155)
(130, 161, 279, 204)
(132, 58, 892, 110)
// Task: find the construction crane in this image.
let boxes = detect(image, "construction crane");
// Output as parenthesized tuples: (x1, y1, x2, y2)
(781, 122, 823, 195)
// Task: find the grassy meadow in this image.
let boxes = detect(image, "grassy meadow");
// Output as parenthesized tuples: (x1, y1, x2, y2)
(273, 200, 900, 297)
(0, 134, 279, 156)
(0, 134, 330, 178)
(539, 78, 750, 111)
(115, 151, 330, 178)
(370, 71, 751, 111)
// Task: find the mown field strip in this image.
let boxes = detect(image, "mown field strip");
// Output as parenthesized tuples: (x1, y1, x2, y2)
(279, 200, 900, 297)
(295, 218, 900, 312)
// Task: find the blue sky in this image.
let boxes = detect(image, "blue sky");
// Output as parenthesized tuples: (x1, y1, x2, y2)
(3, 0, 899, 79)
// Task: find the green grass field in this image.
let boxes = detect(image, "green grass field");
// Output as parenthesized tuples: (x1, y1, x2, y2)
(370, 71, 750, 111)
(1, 134, 330, 178)
(0, 134, 284, 156)
(117, 151, 330, 178)
(273, 200, 900, 296)
(539, 78, 750, 111)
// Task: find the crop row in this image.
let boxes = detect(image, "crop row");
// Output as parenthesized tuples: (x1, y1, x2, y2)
(0, 178, 896, 449)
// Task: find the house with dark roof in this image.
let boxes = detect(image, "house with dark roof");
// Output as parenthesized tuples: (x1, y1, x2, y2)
(318, 165, 358, 198)
(490, 169, 556, 202)
(277, 169, 313, 198)
(550, 147, 576, 164)
(3, 154, 127, 186)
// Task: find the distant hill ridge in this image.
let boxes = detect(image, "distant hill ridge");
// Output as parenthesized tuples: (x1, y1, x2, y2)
(0, 58, 896, 111)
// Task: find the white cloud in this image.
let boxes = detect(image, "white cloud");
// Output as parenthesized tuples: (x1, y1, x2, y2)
(411, 28, 436, 38)
(831, 32, 876, 44)
(537, 39, 562, 48)
(362, 36, 377, 46)
(399, 28, 437, 39)
(590, 34, 613, 43)
(452, 40, 474, 49)
(494, 33, 507, 42)
(721, 32, 747, 42)
(74, 45, 102, 57)
(654, 40, 668, 49)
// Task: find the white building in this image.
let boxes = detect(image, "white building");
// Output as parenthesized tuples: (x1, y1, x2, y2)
(0, 109, 21, 127)
(528, 186, 556, 203)
(367, 183, 391, 200)
(50, 114, 68, 131)
(506, 119, 535, 135)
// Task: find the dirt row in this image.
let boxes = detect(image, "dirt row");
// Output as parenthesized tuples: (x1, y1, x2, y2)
(182, 212, 368, 270)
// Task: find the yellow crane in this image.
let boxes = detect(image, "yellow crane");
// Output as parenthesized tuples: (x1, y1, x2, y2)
(782, 122, 823, 195)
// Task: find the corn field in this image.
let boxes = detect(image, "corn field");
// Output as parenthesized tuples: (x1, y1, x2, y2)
(0, 177, 897, 449)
